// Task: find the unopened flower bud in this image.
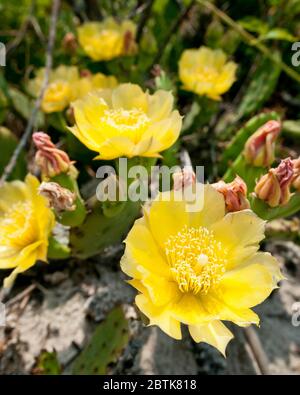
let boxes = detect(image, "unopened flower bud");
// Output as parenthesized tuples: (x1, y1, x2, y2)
(244, 120, 281, 167)
(292, 157, 300, 190)
(33, 132, 73, 178)
(151, 64, 162, 78)
(62, 32, 78, 54)
(173, 167, 196, 191)
(255, 158, 294, 207)
(212, 176, 250, 212)
(123, 30, 137, 55)
(39, 182, 76, 213)
(80, 69, 92, 78)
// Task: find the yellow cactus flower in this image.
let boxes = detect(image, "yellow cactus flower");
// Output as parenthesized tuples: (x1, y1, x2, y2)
(0, 174, 55, 288)
(121, 184, 283, 355)
(29, 65, 79, 113)
(179, 46, 237, 100)
(69, 83, 182, 160)
(77, 18, 137, 61)
(29, 66, 118, 113)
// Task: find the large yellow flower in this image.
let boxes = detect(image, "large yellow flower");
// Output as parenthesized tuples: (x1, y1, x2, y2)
(69, 83, 182, 159)
(179, 46, 237, 100)
(29, 66, 118, 113)
(0, 174, 55, 287)
(121, 185, 283, 355)
(77, 18, 137, 61)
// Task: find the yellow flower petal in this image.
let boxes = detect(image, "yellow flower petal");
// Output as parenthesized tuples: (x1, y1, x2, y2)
(244, 251, 284, 283)
(170, 294, 214, 325)
(189, 184, 225, 228)
(112, 83, 148, 112)
(217, 263, 275, 309)
(123, 217, 171, 279)
(147, 90, 174, 122)
(3, 241, 42, 288)
(0, 180, 29, 212)
(140, 272, 180, 307)
(189, 320, 234, 356)
(136, 294, 182, 340)
(210, 209, 266, 268)
(96, 137, 136, 159)
(142, 111, 182, 155)
(147, 190, 189, 248)
(203, 293, 260, 327)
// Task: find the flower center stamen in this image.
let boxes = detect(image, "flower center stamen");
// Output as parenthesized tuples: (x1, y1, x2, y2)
(165, 225, 227, 295)
(100, 108, 149, 142)
(0, 202, 36, 247)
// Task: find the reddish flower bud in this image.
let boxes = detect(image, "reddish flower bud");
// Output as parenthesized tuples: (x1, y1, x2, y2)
(244, 120, 281, 167)
(292, 157, 300, 191)
(80, 69, 92, 78)
(62, 32, 78, 54)
(212, 176, 250, 212)
(33, 132, 73, 178)
(255, 158, 294, 207)
(123, 30, 137, 55)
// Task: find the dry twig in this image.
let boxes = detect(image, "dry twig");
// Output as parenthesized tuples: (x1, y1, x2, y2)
(0, 0, 60, 186)
(244, 327, 270, 375)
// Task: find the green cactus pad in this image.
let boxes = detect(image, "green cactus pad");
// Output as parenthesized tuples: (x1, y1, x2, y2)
(72, 306, 129, 375)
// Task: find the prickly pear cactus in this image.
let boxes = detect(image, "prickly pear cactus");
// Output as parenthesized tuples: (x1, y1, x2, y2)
(282, 120, 300, 139)
(72, 306, 129, 375)
(70, 200, 141, 259)
(250, 192, 300, 220)
(237, 55, 281, 119)
(51, 172, 87, 227)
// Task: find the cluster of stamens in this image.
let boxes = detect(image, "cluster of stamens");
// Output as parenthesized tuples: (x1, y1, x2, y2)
(0, 202, 35, 248)
(100, 108, 149, 141)
(165, 225, 227, 295)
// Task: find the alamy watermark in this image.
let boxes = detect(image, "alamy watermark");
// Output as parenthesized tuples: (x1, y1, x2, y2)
(0, 42, 6, 67)
(291, 302, 300, 327)
(95, 159, 205, 212)
(291, 42, 300, 67)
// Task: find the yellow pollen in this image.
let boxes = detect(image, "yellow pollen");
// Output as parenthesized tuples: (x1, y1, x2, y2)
(165, 225, 227, 295)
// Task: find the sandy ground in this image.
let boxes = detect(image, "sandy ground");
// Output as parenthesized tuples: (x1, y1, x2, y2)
(0, 240, 299, 375)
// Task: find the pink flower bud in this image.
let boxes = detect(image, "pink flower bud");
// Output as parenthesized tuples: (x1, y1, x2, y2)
(244, 120, 281, 167)
(33, 132, 72, 178)
(212, 176, 250, 212)
(292, 157, 300, 191)
(255, 158, 294, 207)
(62, 32, 78, 54)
